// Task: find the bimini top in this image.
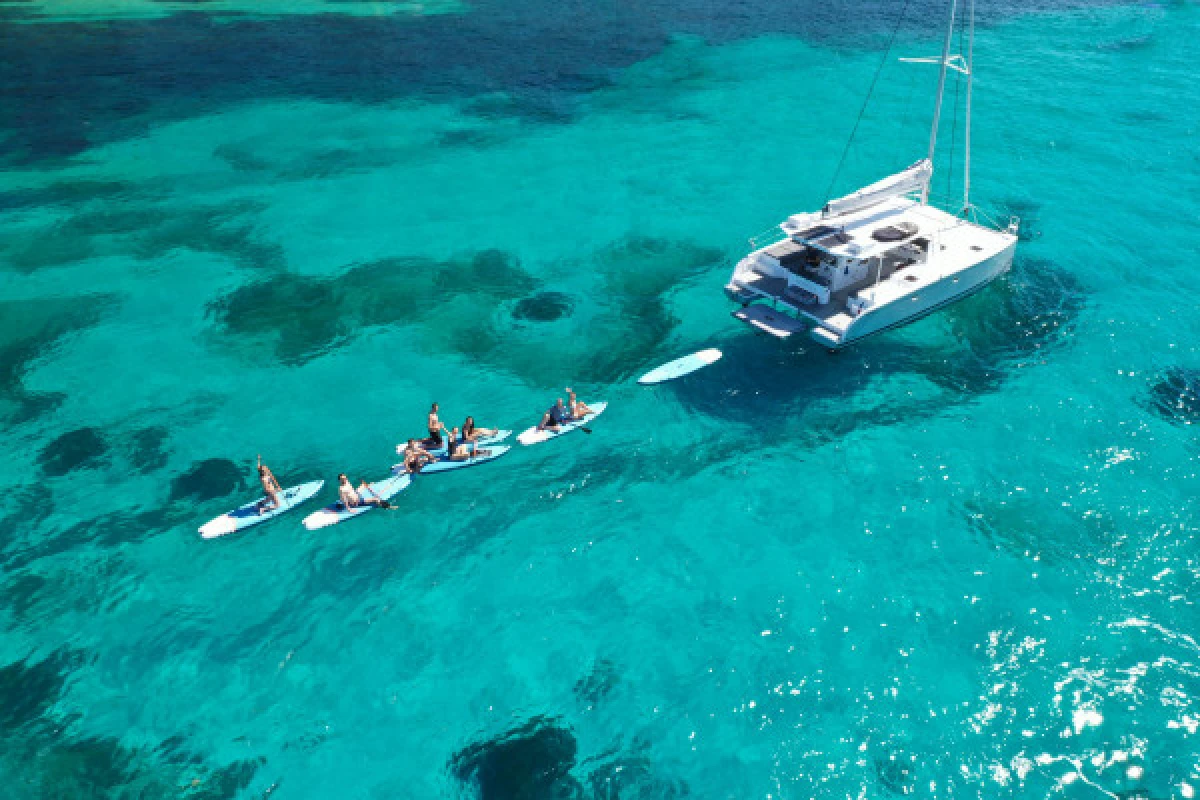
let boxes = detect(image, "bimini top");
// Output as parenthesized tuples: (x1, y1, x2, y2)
(776, 194, 970, 260)
(779, 159, 935, 256)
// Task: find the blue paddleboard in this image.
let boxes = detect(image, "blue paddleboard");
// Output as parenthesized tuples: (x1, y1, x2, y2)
(638, 348, 722, 385)
(517, 402, 606, 445)
(400, 430, 511, 457)
(393, 445, 511, 475)
(199, 480, 325, 539)
(302, 473, 412, 530)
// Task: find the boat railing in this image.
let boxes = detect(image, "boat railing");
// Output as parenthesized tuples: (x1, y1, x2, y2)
(965, 203, 1020, 234)
(748, 224, 788, 250)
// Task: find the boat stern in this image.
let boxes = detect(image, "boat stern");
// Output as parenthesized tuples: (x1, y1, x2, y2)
(809, 326, 844, 349)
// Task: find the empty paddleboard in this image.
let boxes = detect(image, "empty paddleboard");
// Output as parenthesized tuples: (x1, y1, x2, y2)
(638, 348, 722, 385)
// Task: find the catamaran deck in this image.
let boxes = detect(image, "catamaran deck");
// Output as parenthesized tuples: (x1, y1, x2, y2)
(729, 196, 1016, 338)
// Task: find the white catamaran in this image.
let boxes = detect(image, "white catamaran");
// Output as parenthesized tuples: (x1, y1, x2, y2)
(725, 0, 1018, 349)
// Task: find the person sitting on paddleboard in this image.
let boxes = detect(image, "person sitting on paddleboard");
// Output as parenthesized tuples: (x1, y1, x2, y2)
(462, 416, 497, 442)
(257, 455, 282, 514)
(565, 388, 593, 420)
(447, 427, 491, 461)
(401, 439, 435, 474)
(425, 402, 447, 447)
(337, 473, 389, 509)
(537, 399, 571, 432)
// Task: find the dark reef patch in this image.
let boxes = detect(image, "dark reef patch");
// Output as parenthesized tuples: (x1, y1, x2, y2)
(3, 508, 171, 573)
(0, 648, 86, 731)
(0, 294, 118, 426)
(0, 647, 266, 799)
(578, 235, 723, 383)
(410, 234, 725, 387)
(963, 492, 1115, 564)
(875, 752, 916, 796)
(437, 126, 509, 149)
(451, 716, 580, 800)
(587, 753, 689, 800)
(2, 200, 284, 273)
(0, 570, 48, 622)
(0, 0, 1091, 166)
(208, 249, 535, 364)
(37, 427, 109, 476)
(514, 291, 574, 323)
(574, 659, 619, 707)
(1096, 33, 1155, 52)
(1146, 368, 1200, 426)
(169, 458, 245, 503)
(127, 426, 172, 473)
(931, 256, 1085, 383)
(0, 180, 133, 212)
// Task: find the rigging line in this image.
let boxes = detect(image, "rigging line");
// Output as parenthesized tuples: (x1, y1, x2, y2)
(823, 0, 914, 204)
(945, 3, 966, 205)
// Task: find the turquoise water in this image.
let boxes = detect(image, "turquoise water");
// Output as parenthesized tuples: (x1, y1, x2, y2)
(2, 0, 1199, 797)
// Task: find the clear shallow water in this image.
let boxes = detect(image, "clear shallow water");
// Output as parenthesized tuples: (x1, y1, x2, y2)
(1, 0, 1198, 797)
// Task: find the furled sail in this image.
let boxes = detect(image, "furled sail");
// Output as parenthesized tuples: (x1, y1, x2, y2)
(822, 159, 932, 218)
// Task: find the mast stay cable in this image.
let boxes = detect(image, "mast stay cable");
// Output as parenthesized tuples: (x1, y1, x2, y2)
(822, 0, 914, 204)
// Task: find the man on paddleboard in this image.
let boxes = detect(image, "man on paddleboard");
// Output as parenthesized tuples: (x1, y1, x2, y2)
(537, 398, 571, 431)
(426, 402, 447, 447)
(257, 455, 282, 514)
(337, 474, 390, 509)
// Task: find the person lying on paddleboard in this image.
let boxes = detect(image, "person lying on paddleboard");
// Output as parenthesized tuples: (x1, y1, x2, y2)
(257, 455, 282, 514)
(565, 388, 593, 419)
(447, 427, 491, 461)
(425, 402, 447, 447)
(462, 416, 497, 442)
(337, 473, 390, 508)
(401, 439, 436, 474)
(536, 399, 571, 432)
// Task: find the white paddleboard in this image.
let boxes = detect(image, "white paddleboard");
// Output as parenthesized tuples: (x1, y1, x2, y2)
(393, 445, 511, 475)
(517, 402, 607, 446)
(199, 480, 325, 539)
(301, 473, 412, 531)
(638, 348, 722, 385)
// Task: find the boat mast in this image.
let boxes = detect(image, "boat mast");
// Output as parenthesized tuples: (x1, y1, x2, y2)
(962, 0, 975, 214)
(921, 0, 959, 205)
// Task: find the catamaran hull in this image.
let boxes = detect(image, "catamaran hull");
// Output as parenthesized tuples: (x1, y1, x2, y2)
(818, 239, 1016, 349)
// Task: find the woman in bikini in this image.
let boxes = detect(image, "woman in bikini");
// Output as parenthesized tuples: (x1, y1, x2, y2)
(447, 427, 490, 461)
(257, 455, 283, 514)
(461, 416, 498, 442)
(565, 388, 593, 420)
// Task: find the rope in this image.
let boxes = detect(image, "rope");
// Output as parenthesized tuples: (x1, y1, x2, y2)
(823, 0, 914, 203)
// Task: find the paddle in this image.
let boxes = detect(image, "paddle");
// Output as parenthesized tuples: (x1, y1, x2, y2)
(361, 482, 393, 510)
